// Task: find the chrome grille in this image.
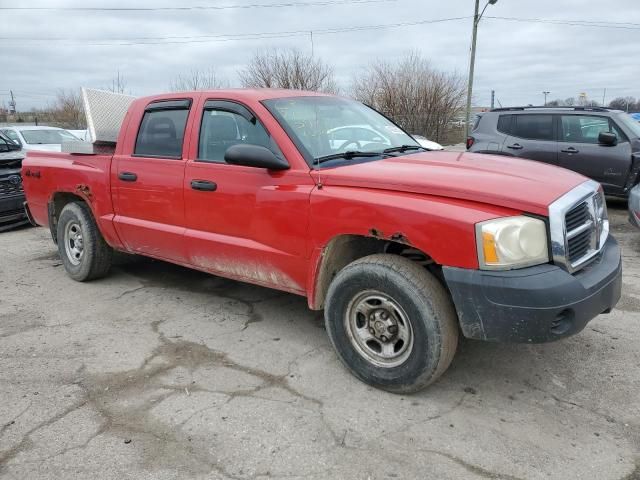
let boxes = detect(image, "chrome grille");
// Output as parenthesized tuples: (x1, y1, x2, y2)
(549, 180, 609, 274)
(565, 201, 589, 232)
(567, 228, 592, 263)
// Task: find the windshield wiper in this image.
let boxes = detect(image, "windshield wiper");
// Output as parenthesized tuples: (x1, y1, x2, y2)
(315, 151, 382, 164)
(383, 145, 426, 154)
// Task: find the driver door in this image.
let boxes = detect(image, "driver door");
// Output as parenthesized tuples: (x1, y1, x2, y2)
(557, 114, 632, 190)
(183, 99, 314, 293)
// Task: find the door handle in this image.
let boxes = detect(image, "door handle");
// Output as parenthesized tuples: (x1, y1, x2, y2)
(118, 171, 137, 182)
(506, 143, 523, 150)
(190, 179, 217, 191)
(561, 147, 579, 154)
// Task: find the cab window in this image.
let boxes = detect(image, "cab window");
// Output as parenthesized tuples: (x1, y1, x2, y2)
(197, 103, 272, 163)
(134, 100, 191, 158)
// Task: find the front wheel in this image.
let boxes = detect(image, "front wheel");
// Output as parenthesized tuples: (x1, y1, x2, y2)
(57, 202, 113, 281)
(324, 254, 458, 393)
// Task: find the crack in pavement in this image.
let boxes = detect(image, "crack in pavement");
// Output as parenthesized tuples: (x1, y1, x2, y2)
(0, 303, 334, 479)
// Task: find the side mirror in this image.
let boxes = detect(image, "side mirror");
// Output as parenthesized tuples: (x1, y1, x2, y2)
(598, 131, 618, 146)
(224, 144, 289, 171)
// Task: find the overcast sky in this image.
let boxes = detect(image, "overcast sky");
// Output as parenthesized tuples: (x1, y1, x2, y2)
(1, 0, 639, 111)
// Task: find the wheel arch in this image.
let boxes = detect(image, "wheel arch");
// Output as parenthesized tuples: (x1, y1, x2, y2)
(48, 192, 90, 244)
(308, 234, 439, 310)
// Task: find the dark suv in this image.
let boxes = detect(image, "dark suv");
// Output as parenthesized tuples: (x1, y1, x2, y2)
(469, 107, 640, 197)
(0, 131, 28, 231)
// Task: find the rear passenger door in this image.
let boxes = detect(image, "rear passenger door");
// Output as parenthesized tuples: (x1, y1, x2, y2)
(558, 114, 632, 190)
(111, 98, 196, 263)
(501, 114, 559, 165)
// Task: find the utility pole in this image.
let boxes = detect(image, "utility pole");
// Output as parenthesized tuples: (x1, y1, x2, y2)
(490, 90, 495, 109)
(543, 91, 550, 106)
(465, 0, 498, 141)
(602, 88, 607, 106)
(310, 31, 314, 57)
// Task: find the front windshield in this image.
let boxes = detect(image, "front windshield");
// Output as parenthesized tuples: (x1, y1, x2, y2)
(20, 129, 80, 145)
(616, 113, 640, 138)
(263, 96, 420, 165)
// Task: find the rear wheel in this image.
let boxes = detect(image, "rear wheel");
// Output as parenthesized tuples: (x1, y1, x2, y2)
(57, 202, 113, 281)
(324, 254, 458, 393)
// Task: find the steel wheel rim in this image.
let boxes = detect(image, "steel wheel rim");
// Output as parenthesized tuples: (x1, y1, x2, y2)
(64, 221, 84, 266)
(345, 290, 414, 368)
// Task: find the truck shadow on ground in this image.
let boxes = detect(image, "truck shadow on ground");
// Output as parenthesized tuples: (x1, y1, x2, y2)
(109, 255, 621, 401)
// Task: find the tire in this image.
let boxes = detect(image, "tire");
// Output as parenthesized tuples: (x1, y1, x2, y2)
(324, 254, 458, 393)
(56, 202, 113, 282)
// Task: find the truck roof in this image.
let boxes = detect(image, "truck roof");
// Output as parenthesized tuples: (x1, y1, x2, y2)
(137, 88, 334, 104)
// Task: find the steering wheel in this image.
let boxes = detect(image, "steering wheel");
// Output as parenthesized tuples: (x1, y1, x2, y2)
(337, 140, 362, 151)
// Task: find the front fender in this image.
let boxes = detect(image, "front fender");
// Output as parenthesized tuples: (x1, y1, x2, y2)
(306, 186, 520, 306)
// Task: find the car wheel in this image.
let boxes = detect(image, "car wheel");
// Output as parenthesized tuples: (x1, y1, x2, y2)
(57, 202, 113, 281)
(324, 254, 458, 393)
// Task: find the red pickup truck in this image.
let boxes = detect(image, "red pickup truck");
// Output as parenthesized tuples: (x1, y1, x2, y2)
(22, 89, 622, 392)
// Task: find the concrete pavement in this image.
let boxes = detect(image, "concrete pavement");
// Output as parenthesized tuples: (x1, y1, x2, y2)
(0, 200, 638, 479)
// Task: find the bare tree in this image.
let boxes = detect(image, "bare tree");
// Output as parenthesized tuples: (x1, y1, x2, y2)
(47, 89, 85, 129)
(352, 52, 465, 143)
(169, 68, 227, 91)
(238, 49, 337, 93)
(609, 96, 638, 112)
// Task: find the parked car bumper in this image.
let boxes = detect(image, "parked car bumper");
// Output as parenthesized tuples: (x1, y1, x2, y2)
(629, 184, 640, 229)
(442, 236, 622, 343)
(0, 194, 29, 232)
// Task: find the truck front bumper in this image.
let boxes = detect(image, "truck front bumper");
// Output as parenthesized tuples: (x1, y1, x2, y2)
(442, 236, 622, 343)
(0, 194, 29, 232)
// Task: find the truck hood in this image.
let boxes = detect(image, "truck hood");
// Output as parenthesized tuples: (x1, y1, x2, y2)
(319, 151, 588, 216)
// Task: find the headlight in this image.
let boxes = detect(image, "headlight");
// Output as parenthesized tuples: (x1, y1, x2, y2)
(476, 216, 549, 270)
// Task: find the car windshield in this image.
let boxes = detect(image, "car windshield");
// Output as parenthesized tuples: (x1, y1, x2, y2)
(263, 96, 419, 166)
(20, 129, 80, 145)
(616, 113, 640, 138)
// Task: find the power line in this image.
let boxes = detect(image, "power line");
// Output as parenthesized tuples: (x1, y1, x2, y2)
(485, 16, 640, 30)
(0, 0, 395, 11)
(3, 14, 638, 46)
(0, 17, 471, 46)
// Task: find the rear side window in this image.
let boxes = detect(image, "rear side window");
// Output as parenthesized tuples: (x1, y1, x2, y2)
(472, 115, 483, 131)
(512, 114, 554, 141)
(134, 101, 190, 158)
(496, 115, 513, 134)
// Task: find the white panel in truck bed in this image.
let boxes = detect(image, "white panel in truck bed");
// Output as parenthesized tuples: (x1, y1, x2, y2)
(82, 88, 135, 144)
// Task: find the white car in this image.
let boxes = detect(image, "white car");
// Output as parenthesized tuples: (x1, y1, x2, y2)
(68, 129, 90, 141)
(327, 125, 391, 151)
(0, 126, 81, 152)
(327, 125, 444, 151)
(411, 134, 444, 151)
